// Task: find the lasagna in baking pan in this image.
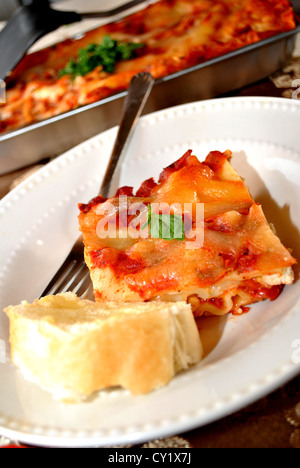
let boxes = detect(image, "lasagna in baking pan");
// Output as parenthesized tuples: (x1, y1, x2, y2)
(78, 150, 296, 317)
(0, 0, 296, 133)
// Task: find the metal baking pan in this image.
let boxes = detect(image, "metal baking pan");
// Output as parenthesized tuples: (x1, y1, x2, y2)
(1, 19, 300, 174)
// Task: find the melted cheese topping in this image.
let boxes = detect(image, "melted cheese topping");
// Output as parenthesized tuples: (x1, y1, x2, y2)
(1, 0, 296, 133)
(78, 150, 296, 315)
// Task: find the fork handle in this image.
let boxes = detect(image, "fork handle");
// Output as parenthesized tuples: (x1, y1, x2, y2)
(99, 72, 154, 198)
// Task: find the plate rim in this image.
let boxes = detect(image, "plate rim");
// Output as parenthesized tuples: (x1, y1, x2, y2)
(0, 95, 300, 447)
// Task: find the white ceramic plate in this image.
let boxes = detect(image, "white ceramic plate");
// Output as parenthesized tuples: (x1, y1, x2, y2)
(0, 97, 299, 448)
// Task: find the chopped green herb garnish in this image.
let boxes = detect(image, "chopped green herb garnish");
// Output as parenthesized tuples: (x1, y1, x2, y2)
(58, 35, 144, 78)
(142, 205, 185, 241)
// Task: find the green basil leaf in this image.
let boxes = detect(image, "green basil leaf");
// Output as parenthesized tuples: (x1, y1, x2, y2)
(141, 205, 185, 241)
(58, 35, 144, 78)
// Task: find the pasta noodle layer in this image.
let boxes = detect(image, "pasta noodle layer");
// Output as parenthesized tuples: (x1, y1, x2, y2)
(78, 150, 296, 317)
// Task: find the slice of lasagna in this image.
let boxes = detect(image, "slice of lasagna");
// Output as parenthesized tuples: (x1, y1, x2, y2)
(78, 150, 296, 317)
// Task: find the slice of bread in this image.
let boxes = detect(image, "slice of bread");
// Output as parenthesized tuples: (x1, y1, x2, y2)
(4, 293, 202, 402)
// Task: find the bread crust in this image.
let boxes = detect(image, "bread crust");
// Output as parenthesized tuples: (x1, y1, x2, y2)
(4, 293, 202, 401)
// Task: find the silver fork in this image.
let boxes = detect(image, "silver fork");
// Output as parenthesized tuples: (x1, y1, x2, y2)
(41, 72, 154, 299)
